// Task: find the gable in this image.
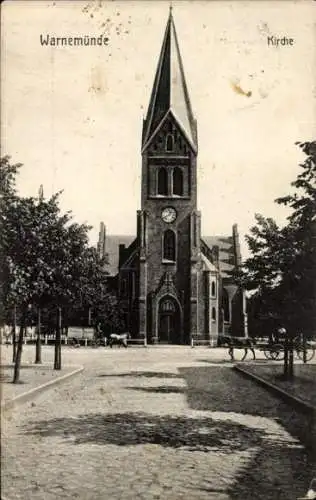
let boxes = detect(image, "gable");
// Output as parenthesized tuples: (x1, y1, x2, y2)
(143, 110, 196, 156)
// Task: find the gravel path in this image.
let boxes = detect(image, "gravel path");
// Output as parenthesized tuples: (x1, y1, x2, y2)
(2, 346, 315, 499)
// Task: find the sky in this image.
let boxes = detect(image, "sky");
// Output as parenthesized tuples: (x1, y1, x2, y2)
(2, 0, 316, 257)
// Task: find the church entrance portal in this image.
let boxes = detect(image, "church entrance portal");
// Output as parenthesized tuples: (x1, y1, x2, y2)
(158, 297, 181, 344)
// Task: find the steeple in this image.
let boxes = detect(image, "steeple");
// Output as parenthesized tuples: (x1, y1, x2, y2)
(142, 9, 197, 153)
(97, 222, 107, 259)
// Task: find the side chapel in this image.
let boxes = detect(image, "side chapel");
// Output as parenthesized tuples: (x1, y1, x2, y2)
(100, 9, 247, 344)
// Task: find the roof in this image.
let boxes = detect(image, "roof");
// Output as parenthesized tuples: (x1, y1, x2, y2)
(105, 234, 236, 277)
(201, 252, 217, 272)
(105, 235, 135, 276)
(142, 9, 197, 152)
(202, 236, 235, 277)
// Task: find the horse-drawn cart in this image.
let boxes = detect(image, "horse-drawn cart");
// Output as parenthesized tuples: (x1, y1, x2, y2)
(258, 337, 315, 362)
(217, 335, 256, 361)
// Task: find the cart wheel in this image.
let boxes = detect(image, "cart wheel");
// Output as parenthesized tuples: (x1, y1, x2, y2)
(263, 348, 273, 360)
(296, 344, 315, 362)
(270, 344, 284, 360)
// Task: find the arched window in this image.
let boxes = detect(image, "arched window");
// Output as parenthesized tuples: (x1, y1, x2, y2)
(212, 307, 216, 321)
(160, 299, 176, 313)
(163, 230, 176, 261)
(158, 167, 168, 195)
(211, 281, 216, 298)
(173, 167, 183, 196)
(166, 134, 174, 152)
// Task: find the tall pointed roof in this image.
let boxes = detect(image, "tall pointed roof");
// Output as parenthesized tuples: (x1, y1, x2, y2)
(142, 8, 197, 152)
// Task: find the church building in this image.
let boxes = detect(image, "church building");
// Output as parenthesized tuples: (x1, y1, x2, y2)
(101, 10, 247, 344)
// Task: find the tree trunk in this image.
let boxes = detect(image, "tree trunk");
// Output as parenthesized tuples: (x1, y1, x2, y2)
(13, 318, 25, 384)
(12, 327, 17, 363)
(283, 336, 289, 379)
(35, 308, 42, 364)
(12, 305, 17, 363)
(288, 333, 294, 379)
(303, 332, 307, 364)
(54, 307, 62, 370)
(53, 326, 59, 369)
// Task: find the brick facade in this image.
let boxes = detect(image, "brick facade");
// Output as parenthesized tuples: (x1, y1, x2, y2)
(114, 10, 246, 344)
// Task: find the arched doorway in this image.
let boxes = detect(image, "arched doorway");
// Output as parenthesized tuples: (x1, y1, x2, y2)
(158, 296, 181, 343)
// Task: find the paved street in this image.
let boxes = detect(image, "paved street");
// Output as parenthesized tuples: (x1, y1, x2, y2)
(2, 346, 315, 500)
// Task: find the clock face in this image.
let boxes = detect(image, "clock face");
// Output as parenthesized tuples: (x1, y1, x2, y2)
(161, 207, 177, 223)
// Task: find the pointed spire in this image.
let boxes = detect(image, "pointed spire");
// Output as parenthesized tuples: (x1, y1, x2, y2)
(97, 222, 107, 259)
(142, 9, 197, 152)
(38, 184, 44, 202)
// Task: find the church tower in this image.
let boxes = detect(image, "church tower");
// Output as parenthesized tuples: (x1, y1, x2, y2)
(137, 8, 202, 344)
(116, 9, 246, 343)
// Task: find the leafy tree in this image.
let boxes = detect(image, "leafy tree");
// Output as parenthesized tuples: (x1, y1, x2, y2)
(1, 156, 125, 378)
(0, 156, 22, 361)
(1, 157, 92, 378)
(235, 141, 316, 377)
(33, 211, 91, 369)
(0, 155, 21, 199)
(275, 141, 316, 335)
(68, 247, 124, 335)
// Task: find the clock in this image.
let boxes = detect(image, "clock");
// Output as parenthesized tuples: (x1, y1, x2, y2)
(161, 207, 177, 223)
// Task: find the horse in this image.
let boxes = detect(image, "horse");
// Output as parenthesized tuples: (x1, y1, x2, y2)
(218, 335, 256, 361)
(107, 332, 130, 348)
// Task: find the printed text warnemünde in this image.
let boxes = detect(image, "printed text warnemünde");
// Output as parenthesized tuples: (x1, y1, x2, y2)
(40, 35, 109, 46)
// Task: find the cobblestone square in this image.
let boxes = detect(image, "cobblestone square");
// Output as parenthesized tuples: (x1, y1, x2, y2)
(2, 346, 315, 499)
